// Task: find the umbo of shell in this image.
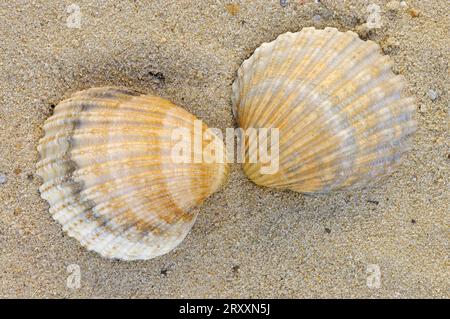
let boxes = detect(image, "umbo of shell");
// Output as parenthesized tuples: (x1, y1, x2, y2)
(232, 27, 417, 193)
(37, 87, 228, 260)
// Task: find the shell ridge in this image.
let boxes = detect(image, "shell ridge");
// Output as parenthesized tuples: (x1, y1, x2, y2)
(242, 30, 327, 128)
(241, 32, 364, 131)
(268, 66, 402, 158)
(241, 32, 309, 126)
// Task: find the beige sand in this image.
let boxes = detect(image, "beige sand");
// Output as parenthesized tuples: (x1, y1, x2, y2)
(0, 0, 448, 298)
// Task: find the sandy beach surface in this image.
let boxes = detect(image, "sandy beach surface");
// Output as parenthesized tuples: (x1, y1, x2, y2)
(0, 0, 448, 298)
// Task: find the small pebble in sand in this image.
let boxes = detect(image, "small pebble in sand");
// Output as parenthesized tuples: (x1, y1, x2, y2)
(232, 265, 240, 274)
(0, 173, 7, 185)
(312, 14, 321, 24)
(225, 3, 240, 16)
(427, 89, 439, 101)
(383, 36, 400, 54)
(400, 1, 408, 7)
(160, 269, 168, 276)
(280, 0, 288, 6)
(71, 39, 80, 48)
(386, 1, 401, 12)
(14, 208, 22, 216)
(408, 8, 420, 17)
(355, 23, 370, 39)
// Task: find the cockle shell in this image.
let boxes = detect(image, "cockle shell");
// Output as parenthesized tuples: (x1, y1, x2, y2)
(232, 27, 416, 193)
(37, 87, 228, 260)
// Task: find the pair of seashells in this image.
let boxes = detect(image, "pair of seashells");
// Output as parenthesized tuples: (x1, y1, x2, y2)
(37, 28, 416, 260)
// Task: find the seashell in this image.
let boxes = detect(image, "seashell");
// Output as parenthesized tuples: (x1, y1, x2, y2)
(232, 27, 416, 193)
(37, 87, 228, 260)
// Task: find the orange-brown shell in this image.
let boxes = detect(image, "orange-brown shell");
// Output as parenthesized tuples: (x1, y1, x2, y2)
(232, 27, 416, 193)
(37, 87, 228, 260)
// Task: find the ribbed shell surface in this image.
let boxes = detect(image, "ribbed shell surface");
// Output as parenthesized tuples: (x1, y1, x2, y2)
(232, 27, 416, 193)
(37, 87, 228, 260)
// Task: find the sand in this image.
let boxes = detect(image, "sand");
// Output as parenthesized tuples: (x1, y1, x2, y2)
(0, 0, 448, 298)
